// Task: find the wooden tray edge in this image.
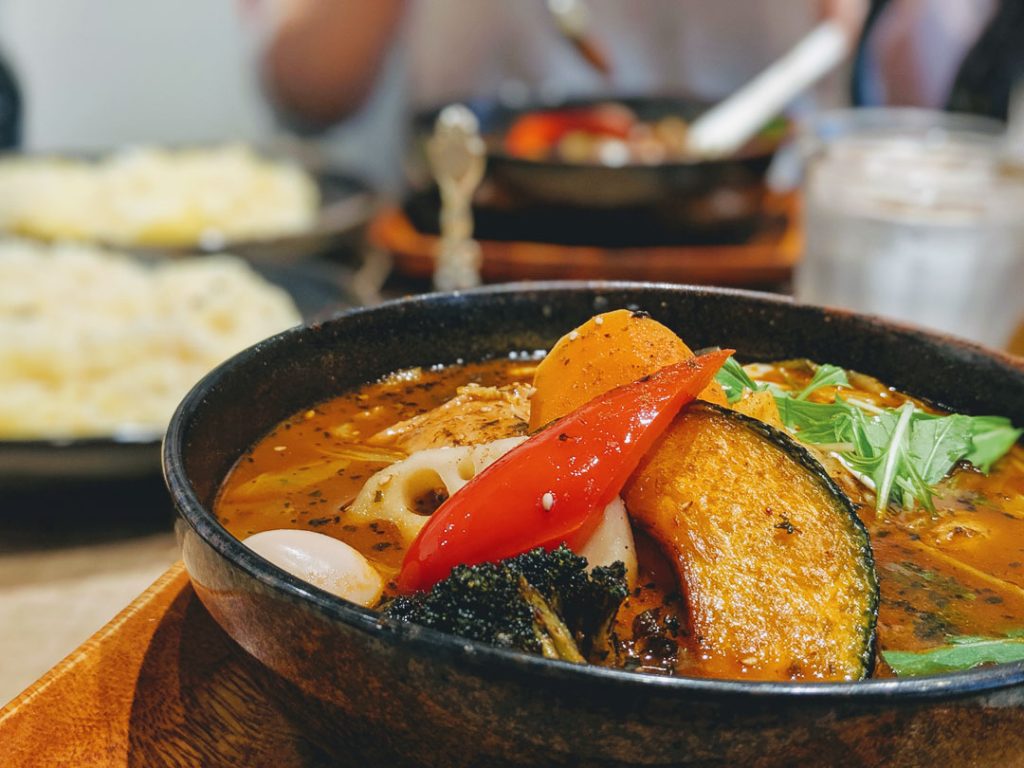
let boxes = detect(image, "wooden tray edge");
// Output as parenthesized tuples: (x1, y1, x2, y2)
(0, 561, 187, 721)
(368, 201, 801, 286)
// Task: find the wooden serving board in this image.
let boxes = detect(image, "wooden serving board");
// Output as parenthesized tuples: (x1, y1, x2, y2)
(370, 195, 801, 288)
(0, 563, 334, 767)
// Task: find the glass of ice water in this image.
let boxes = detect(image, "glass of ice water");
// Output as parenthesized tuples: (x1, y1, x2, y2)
(795, 109, 1024, 350)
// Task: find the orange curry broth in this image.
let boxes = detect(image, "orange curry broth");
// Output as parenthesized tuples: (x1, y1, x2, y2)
(215, 358, 1024, 676)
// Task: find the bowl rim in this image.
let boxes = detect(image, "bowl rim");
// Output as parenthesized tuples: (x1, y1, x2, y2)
(164, 280, 1024, 702)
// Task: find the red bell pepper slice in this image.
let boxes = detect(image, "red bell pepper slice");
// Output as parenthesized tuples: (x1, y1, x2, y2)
(397, 349, 733, 592)
(503, 105, 634, 159)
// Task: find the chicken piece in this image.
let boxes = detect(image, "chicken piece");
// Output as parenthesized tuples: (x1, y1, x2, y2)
(369, 382, 533, 453)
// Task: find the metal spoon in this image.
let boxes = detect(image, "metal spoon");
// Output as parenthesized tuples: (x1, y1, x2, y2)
(426, 104, 486, 291)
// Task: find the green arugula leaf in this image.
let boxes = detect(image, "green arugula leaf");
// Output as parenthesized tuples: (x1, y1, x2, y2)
(850, 423, 939, 511)
(849, 403, 922, 513)
(714, 357, 764, 404)
(723, 356, 1021, 514)
(859, 410, 899, 456)
(882, 633, 1024, 676)
(793, 363, 850, 401)
(838, 406, 875, 458)
(774, 398, 854, 445)
(964, 416, 1023, 472)
(907, 413, 972, 485)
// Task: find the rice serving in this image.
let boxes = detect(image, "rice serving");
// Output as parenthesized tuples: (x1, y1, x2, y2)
(0, 144, 320, 248)
(0, 240, 302, 439)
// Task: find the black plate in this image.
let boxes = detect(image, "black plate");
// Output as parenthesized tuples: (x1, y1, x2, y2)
(165, 282, 1024, 767)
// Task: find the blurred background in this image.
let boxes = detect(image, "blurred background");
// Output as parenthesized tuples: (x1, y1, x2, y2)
(1, 0, 1022, 705)
(0, 0, 270, 150)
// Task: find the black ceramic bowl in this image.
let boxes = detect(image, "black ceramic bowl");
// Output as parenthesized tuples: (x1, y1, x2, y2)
(164, 283, 1024, 767)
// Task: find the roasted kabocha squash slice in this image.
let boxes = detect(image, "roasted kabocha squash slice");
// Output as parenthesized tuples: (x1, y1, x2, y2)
(624, 402, 878, 681)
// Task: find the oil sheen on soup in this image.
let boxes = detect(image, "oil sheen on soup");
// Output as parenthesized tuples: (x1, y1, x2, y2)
(216, 357, 1024, 678)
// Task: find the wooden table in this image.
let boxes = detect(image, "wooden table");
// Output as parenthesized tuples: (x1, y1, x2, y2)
(0, 477, 179, 707)
(0, 562, 337, 767)
(0, 474, 330, 765)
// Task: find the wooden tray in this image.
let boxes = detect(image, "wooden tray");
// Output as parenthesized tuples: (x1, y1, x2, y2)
(0, 563, 336, 767)
(369, 195, 801, 287)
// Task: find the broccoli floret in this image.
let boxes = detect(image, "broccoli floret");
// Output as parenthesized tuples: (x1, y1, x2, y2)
(382, 545, 628, 663)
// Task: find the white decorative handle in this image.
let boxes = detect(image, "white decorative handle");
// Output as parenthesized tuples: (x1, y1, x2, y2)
(685, 21, 850, 159)
(426, 104, 486, 291)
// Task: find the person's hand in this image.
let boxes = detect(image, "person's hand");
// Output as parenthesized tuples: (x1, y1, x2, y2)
(262, 0, 406, 126)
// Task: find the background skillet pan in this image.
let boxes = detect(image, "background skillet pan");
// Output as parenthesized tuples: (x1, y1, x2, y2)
(410, 95, 788, 244)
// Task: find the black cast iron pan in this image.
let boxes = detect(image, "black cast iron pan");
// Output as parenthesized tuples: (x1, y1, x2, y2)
(410, 96, 786, 243)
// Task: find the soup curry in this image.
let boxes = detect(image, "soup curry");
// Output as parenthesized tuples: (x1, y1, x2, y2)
(217, 314, 1024, 681)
